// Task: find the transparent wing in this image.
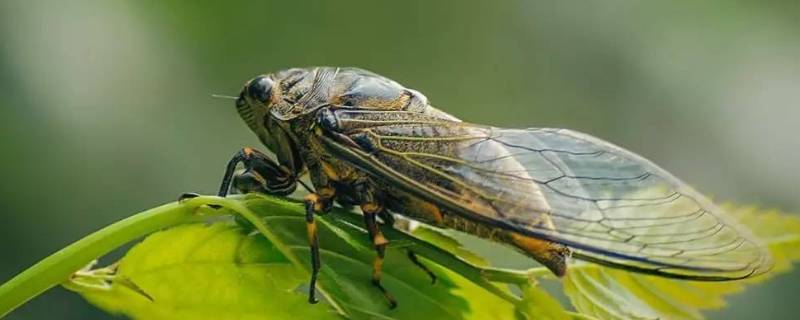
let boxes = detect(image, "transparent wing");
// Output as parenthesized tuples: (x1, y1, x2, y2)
(319, 109, 772, 279)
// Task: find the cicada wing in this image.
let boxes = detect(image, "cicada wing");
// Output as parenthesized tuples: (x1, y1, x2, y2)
(319, 109, 772, 280)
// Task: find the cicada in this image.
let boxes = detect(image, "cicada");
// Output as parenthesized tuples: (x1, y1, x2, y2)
(208, 67, 771, 307)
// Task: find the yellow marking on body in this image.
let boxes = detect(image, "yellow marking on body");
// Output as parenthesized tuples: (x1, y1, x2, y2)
(306, 223, 317, 244)
(361, 203, 383, 214)
(342, 118, 459, 127)
(320, 161, 341, 181)
(511, 233, 551, 255)
(372, 255, 384, 280)
(304, 193, 321, 203)
(364, 129, 478, 142)
(373, 233, 389, 247)
(417, 201, 444, 224)
(318, 186, 336, 198)
(304, 193, 325, 212)
(510, 233, 569, 277)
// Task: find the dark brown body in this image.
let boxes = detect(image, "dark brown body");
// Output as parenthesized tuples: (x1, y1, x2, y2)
(234, 67, 569, 276)
(224, 66, 771, 307)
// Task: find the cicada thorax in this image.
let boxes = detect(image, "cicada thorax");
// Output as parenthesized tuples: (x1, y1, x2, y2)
(268, 67, 458, 121)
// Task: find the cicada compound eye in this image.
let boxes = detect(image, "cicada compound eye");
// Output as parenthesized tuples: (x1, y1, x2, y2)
(246, 76, 273, 103)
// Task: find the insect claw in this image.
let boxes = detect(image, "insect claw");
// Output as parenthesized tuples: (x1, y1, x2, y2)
(177, 192, 200, 202)
(371, 278, 398, 309)
(177, 192, 222, 209)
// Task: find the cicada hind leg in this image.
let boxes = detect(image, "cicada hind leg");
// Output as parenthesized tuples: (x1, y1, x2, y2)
(356, 184, 399, 309)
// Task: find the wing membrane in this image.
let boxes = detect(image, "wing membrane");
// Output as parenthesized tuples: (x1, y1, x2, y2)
(319, 109, 772, 279)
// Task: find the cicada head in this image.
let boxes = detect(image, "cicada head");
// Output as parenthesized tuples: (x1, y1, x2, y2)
(235, 68, 316, 174)
(236, 68, 323, 128)
(235, 75, 271, 133)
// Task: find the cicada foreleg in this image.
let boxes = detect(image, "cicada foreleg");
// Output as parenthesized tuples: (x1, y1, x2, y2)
(218, 147, 297, 197)
(180, 147, 297, 206)
(180, 147, 297, 202)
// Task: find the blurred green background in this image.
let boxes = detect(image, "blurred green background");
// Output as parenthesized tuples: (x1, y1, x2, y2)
(1, 1, 798, 319)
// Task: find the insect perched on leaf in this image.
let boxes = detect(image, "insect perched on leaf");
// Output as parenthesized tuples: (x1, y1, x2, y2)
(197, 67, 772, 308)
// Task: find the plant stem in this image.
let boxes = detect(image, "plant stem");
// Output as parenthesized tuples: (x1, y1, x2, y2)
(0, 200, 221, 318)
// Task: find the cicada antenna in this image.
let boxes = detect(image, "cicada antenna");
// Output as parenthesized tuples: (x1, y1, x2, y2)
(211, 94, 238, 100)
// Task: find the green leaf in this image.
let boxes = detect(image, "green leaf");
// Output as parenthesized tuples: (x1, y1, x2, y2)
(516, 283, 572, 320)
(729, 205, 800, 275)
(411, 226, 490, 267)
(74, 223, 337, 320)
(562, 205, 800, 320)
(66, 195, 538, 319)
